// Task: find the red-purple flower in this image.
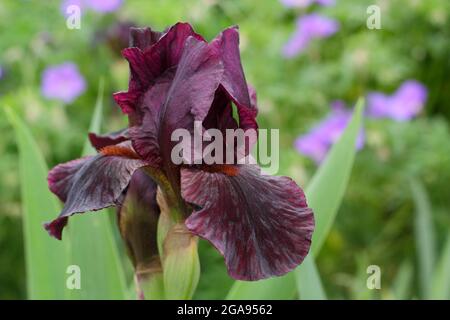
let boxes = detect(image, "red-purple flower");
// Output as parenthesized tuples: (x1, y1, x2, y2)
(45, 23, 314, 281)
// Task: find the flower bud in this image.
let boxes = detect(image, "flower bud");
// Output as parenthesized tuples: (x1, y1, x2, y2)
(117, 171, 163, 299)
(162, 223, 200, 300)
(157, 186, 200, 299)
(134, 257, 164, 300)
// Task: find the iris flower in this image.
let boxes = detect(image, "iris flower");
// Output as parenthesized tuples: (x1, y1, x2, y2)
(45, 23, 314, 281)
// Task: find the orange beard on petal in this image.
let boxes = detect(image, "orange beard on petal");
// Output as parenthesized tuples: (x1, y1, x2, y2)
(100, 146, 239, 176)
(100, 145, 141, 159)
(201, 164, 240, 177)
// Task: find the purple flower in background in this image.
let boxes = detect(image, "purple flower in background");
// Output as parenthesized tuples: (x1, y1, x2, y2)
(61, 0, 83, 16)
(283, 14, 339, 57)
(87, 0, 123, 13)
(281, 0, 314, 7)
(294, 129, 329, 163)
(316, 0, 335, 5)
(367, 80, 427, 121)
(280, 0, 335, 8)
(295, 100, 365, 163)
(41, 62, 86, 104)
(61, 0, 122, 15)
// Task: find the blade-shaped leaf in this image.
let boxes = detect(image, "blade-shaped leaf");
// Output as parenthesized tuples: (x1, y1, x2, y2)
(65, 79, 128, 299)
(392, 260, 413, 299)
(410, 178, 436, 299)
(297, 98, 364, 299)
(226, 273, 296, 300)
(226, 99, 364, 299)
(431, 234, 450, 299)
(194, 240, 234, 299)
(308, 99, 365, 255)
(295, 255, 326, 300)
(5, 106, 71, 299)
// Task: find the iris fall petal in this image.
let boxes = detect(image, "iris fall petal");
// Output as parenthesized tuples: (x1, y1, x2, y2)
(181, 165, 314, 280)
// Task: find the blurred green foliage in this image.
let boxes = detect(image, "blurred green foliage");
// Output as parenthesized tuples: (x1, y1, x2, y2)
(1, 0, 450, 299)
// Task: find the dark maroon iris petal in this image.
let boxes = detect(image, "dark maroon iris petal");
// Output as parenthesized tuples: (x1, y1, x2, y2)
(48, 157, 87, 202)
(130, 36, 223, 196)
(88, 129, 130, 150)
(128, 69, 176, 168)
(45, 151, 147, 240)
(196, 28, 258, 160)
(129, 27, 162, 50)
(181, 165, 314, 281)
(203, 86, 238, 133)
(248, 83, 257, 110)
(143, 22, 205, 74)
(113, 23, 204, 122)
(121, 47, 154, 93)
(202, 83, 258, 162)
(45, 217, 69, 240)
(156, 37, 222, 163)
(210, 27, 258, 133)
(113, 91, 142, 122)
(188, 27, 258, 133)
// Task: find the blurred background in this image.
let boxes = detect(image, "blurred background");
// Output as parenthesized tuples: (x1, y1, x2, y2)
(1, 0, 450, 299)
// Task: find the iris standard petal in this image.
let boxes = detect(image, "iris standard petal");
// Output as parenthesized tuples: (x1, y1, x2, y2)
(129, 26, 162, 50)
(181, 165, 314, 281)
(203, 28, 258, 161)
(128, 69, 176, 167)
(131, 36, 223, 170)
(210, 27, 258, 133)
(202, 86, 238, 133)
(114, 23, 204, 120)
